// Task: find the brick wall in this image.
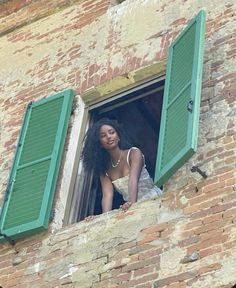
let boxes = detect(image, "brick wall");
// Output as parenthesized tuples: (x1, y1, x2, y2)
(0, 0, 236, 287)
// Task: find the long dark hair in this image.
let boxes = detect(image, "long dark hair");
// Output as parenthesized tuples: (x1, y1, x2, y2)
(81, 118, 132, 176)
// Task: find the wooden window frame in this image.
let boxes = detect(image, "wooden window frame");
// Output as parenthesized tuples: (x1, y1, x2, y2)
(63, 62, 166, 225)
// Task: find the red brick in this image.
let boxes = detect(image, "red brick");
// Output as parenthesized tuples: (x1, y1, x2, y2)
(223, 136, 234, 144)
(133, 266, 155, 278)
(184, 197, 221, 215)
(0, 257, 12, 271)
(218, 149, 234, 159)
(223, 207, 236, 219)
(191, 201, 235, 220)
(200, 246, 222, 258)
(223, 239, 236, 250)
(117, 241, 137, 252)
(227, 128, 236, 136)
(114, 272, 132, 283)
(206, 147, 224, 157)
(4, 276, 24, 287)
(195, 219, 226, 235)
(199, 197, 223, 210)
(178, 235, 199, 248)
(135, 283, 152, 288)
(0, 265, 15, 276)
(138, 248, 162, 260)
(184, 219, 202, 230)
(225, 141, 236, 150)
(198, 263, 222, 274)
(202, 181, 225, 193)
(215, 166, 233, 174)
(222, 191, 236, 203)
(225, 156, 236, 164)
(183, 204, 199, 214)
(0, 275, 9, 285)
(167, 282, 186, 288)
(128, 244, 154, 256)
(202, 213, 223, 224)
(187, 234, 228, 254)
(226, 177, 236, 186)
(221, 186, 235, 194)
(122, 256, 160, 273)
(141, 223, 169, 234)
(117, 272, 159, 288)
(155, 271, 197, 287)
(200, 229, 225, 243)
(160, 226, 174, 238)
(11, 268, 26, 279)
(189, 188, 223, 206)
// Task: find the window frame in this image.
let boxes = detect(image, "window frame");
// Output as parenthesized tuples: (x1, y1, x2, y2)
(63, 64, 166, 226)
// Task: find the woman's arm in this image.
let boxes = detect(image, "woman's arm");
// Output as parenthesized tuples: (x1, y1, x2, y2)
(128, 148, 144, 203)
(100, 174, 114, 213)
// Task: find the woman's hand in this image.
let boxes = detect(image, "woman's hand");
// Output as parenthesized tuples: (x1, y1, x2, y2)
(120, 201, 132, 212)
(84, 215, 95, 221)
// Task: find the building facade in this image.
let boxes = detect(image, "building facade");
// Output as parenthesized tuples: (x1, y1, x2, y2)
(0, 0, 236, 287)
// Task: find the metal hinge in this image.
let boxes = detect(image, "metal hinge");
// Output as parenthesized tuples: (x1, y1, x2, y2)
(0, 231, 15, 246)
(187, 100, 194, 112)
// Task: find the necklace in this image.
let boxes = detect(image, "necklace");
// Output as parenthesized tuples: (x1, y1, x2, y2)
(111, 150, 122, 168)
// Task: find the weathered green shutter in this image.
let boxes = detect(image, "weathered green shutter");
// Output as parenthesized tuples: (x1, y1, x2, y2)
(154, 10, 206, 186)
(0, 89, 74, 240)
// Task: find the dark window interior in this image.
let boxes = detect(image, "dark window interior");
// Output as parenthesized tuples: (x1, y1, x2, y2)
(75, 79, 164, 221)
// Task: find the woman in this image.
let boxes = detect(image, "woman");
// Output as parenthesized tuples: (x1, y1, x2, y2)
(81, 118, 162, 213)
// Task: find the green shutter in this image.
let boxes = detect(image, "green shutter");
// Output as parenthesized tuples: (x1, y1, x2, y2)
(154, 10, 206, 186)
(0, 89, 74, 240)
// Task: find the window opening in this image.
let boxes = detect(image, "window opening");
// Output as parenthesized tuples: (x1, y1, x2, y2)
(73, 78, 164, 222)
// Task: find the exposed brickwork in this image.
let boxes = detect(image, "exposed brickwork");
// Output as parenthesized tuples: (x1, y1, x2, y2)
(0, 0, 85, 36)
(0, 0, 236, 287)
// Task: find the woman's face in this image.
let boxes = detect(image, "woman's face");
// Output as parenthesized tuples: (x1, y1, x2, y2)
(99, 124, 119, 150)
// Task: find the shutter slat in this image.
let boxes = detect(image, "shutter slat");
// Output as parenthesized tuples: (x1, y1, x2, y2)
(18, 156, 51, 170)
(20, 97, 64, 165)
(0, 89, 74, 240)
(155, 10, 206, 186)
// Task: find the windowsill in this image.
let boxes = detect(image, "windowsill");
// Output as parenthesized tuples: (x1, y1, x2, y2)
(56, 195, 165, 235)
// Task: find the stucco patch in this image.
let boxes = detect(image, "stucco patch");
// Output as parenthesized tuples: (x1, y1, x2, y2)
(159, 247, 186, 277)
(200, 100, 230, 141)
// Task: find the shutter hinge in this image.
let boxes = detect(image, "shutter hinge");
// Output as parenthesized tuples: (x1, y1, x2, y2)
(27, 101, 33, 109)
(0, 231, 15, 246)
(187, 100, 194, 112)
(5, 179, 14, 201)
(71, 100, 77, 115)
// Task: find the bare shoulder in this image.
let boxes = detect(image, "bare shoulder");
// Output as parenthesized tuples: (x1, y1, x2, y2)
(130, 147, 142, 156)
(129, 147, 143, 162)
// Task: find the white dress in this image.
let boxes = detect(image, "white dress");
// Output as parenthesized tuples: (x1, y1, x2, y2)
(111, 147, 162, 202)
